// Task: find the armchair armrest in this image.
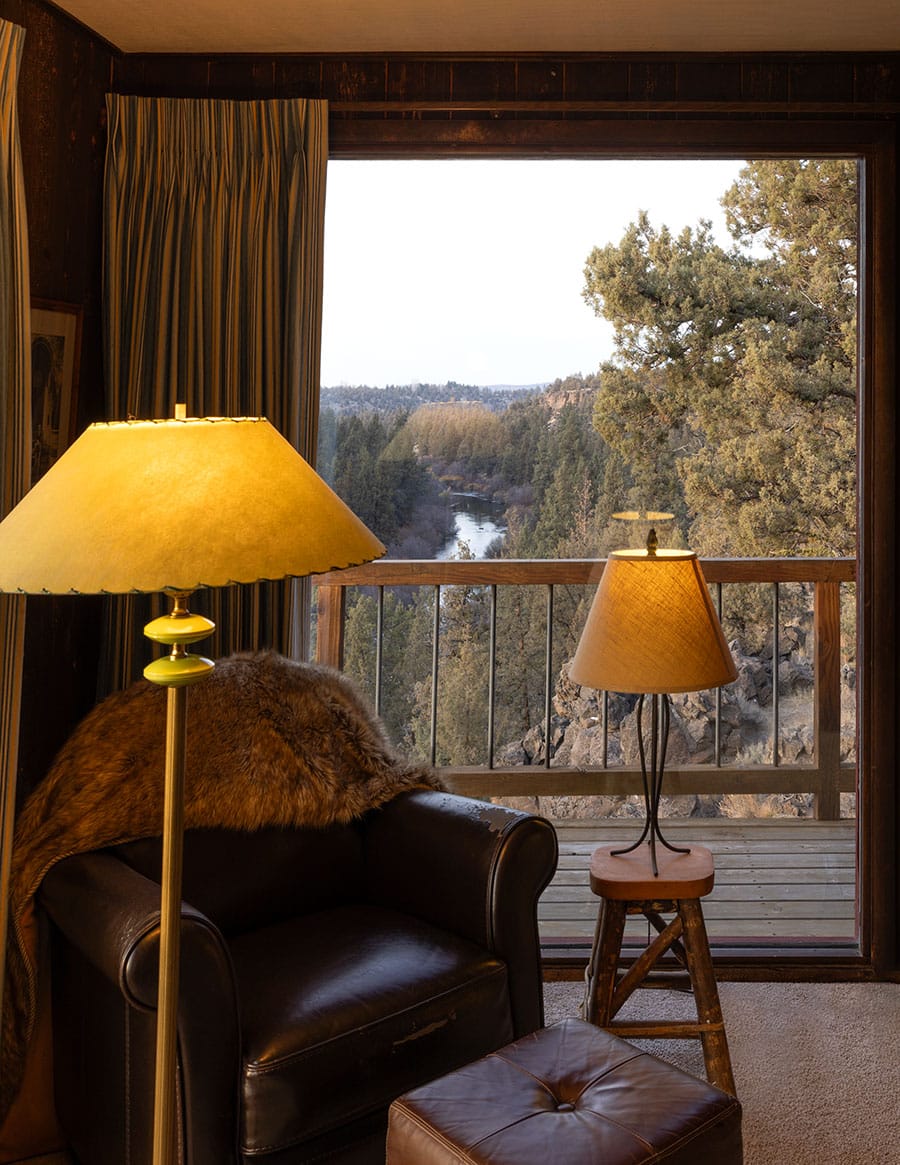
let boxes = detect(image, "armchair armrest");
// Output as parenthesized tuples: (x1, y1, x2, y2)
(363, 789, 557, 1036)
(41, 850, 171, 1001)
(40, 849, 242, 1165)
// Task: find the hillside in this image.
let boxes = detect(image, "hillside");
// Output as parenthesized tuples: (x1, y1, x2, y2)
(320, 381, 542, 415)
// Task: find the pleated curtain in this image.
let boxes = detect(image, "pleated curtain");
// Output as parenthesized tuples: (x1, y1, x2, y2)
(101, 95, 327, 693)
(0, 19, 31, 1015)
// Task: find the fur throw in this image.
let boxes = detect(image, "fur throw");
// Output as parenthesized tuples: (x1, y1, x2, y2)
(0, 651, 442, 1143)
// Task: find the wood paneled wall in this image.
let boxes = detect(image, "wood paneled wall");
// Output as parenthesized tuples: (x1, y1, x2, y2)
(2, 0, 112, 428)
(113, 51, 900, 111)
(0, 0, 114, 797)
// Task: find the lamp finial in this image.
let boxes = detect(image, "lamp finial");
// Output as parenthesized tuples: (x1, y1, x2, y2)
(646, 528, 658, 556)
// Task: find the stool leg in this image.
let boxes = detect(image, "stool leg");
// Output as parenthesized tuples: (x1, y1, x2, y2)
(679, 898, 737, 1096)
(582, 899, 604, 1019)
(584, 898, 626, 1026)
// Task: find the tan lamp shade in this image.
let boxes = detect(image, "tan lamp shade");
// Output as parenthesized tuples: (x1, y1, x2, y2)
(0, 416, 385, 595)
(570, 548, 737, 695)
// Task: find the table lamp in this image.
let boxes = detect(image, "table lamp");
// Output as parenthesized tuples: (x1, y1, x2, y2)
(570, 530, 737, 876)
(0, 413, 385, 1162)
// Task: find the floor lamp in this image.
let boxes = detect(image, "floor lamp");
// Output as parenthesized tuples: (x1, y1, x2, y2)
(0, 414, 385, 1162)
(570, 535, 737, 876)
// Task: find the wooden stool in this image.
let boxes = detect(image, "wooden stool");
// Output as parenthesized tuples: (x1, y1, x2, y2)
(583, 842, 737, 1096)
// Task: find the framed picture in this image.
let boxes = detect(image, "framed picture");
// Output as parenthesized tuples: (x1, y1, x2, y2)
(31, 299, 82, 481)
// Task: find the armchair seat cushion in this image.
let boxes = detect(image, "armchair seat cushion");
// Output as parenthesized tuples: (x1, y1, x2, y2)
(232, 904, 515, 1155)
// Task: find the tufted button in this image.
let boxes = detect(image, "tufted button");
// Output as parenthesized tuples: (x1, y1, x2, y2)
(556, 1101, 575, 1112)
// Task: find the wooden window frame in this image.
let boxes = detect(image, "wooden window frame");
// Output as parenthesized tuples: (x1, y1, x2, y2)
(327, 115, 897, 979)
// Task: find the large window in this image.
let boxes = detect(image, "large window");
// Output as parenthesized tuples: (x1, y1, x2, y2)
(319, 160, 856, 748)
(314, 121, 893, 972)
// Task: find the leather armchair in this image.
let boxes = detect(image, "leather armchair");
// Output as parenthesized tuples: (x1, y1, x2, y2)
(39, 789, 558, 1164)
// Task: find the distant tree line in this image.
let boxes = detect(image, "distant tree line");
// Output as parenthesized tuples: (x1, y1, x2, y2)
(320, 381, 539, 415)
(317, 410, 452, 557)
(318, 377, 629, 560)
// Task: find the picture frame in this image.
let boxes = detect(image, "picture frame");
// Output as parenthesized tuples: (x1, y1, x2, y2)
(30, 299, 82, 481)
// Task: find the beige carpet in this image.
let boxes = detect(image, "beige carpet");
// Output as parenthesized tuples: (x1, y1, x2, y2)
(544, 979, 900, 1164)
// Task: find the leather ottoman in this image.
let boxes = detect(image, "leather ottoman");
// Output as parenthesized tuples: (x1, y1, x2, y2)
(386, 1018, 743, 1164)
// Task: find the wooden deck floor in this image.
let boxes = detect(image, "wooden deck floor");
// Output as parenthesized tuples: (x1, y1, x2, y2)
(541, 817, 857, 950)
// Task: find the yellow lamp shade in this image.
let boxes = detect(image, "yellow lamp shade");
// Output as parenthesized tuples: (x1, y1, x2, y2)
(0, 416, 385, 595)
(570, 549, 737, 695)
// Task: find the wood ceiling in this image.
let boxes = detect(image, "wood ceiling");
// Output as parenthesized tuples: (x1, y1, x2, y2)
(49, 0, 900, 55)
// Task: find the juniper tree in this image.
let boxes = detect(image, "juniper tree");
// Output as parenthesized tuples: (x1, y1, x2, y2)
(582, 159, 857, 558)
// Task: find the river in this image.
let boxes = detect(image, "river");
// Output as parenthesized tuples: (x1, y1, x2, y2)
(437, 493, 507, 560)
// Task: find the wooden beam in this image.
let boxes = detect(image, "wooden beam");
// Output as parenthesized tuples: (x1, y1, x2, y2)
(442, 763, 856, 799)
(313, 556, 856, 588)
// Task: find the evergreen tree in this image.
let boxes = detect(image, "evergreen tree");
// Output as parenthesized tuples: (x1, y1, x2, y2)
(498, 395, 548, 488)
(342, 587, 434, 756)
(582, 159, 857, 558)
(493, 583, 548, 752)
(406, 543, 495, 765)
(330, 409, 444, 553)
(316, 407, 338, 483)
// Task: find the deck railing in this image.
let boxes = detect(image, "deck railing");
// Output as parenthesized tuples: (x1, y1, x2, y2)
(312, 558, 856, 820)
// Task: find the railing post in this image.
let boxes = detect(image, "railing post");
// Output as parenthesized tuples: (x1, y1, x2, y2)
(314, 583, 347, 669)
(814, 580, 843, 820)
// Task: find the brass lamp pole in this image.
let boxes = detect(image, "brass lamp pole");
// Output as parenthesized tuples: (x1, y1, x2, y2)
(143, 594, 215, 1161)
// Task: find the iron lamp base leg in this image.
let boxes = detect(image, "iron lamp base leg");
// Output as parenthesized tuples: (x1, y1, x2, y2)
(610, 692, 690, 877)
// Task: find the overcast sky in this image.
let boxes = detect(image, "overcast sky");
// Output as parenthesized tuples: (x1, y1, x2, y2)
(320, 158, 746, 389)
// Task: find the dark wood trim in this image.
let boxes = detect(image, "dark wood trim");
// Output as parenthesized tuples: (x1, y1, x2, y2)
(858, 126, 898, 979)
(320, 117, 898, 978)
(112, 50, 900, 109)
(329, 117, 894, 159)
(331, 100, 900, 114)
